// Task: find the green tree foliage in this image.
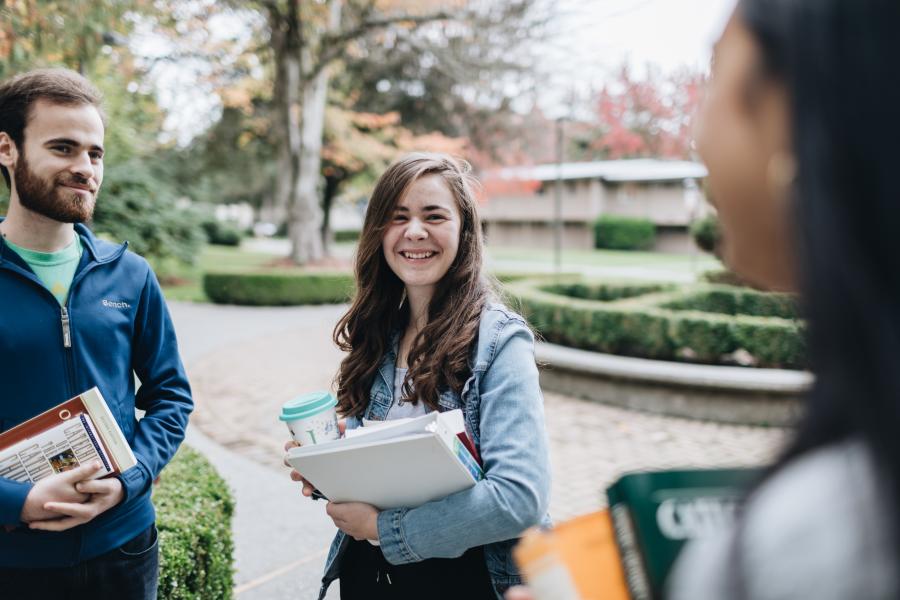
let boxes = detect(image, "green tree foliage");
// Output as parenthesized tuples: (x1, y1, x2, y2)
(92, 162, 205, 272)
(0, 1, 206, 267)
(0, 0, 150, 77)
(162, 103, 278, 209)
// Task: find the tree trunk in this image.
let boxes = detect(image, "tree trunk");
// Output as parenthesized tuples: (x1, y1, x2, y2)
(320, 173, 343, 255)
(263, 4, 301, 229)
(273, 52, 301, 228)
(288, 0, 342, 265)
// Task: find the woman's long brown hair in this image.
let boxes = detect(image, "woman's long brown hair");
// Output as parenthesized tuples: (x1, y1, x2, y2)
(333, 153, 490, 417)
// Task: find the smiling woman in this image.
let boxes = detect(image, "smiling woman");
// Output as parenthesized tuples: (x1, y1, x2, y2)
(381, 174, 461, 318)
(287, 153, 552, 600)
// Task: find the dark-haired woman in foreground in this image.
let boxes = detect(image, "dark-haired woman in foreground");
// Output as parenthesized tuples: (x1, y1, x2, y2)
(505, 0, 900, 598)
(290, 153, 551, 600)
(669, 0, 900, 597)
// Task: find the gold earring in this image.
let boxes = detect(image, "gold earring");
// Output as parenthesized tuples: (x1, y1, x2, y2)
(766, 151, 797, 191)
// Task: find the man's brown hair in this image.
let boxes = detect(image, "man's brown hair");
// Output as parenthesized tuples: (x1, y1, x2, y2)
(0, 68, 105, 188)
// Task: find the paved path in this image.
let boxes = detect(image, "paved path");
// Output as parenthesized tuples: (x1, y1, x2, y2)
(170, 303, 341, 600)
(169, 301, 789, 599)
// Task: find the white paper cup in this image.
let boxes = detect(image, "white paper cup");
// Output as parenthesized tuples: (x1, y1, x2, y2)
(279, 391, 340, 445)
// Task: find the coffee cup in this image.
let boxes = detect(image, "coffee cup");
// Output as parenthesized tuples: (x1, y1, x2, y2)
(280, 391, 340, 445)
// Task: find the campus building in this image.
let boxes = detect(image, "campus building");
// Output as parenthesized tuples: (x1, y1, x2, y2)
(480, 159, 709, 253)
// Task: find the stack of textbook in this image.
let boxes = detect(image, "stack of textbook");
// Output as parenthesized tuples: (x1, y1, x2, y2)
(514, 467, 761, 600)
(285, 409, 482, 509)
(0, 387, 136, 483)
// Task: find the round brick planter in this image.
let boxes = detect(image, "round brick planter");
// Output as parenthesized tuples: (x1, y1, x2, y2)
(536, 342, 810, 426)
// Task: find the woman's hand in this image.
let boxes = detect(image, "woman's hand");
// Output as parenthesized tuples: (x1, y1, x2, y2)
(283, 419, 346, 497)
(283, 439, 317, 497)
(326, 501, 380, 541)
(505, 586, 536, 600)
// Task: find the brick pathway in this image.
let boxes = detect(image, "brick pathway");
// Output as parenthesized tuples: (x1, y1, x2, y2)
(171, 302, 789, 598)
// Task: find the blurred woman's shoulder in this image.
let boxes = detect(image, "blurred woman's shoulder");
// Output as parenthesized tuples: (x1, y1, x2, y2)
(670, 439, 896, 599)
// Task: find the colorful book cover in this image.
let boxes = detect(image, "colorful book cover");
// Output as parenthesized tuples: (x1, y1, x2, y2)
(606, 467, 761, 599)
(0, 387, 136, 483)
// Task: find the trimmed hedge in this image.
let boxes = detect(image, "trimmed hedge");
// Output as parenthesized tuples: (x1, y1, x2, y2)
(202, 220, 243, 247)
(507, 278, 806, 369)
(333, 230, 360, 242)
(690, 215, 721, 254)
(661, 288, 799, 320)
(593, 215, 656, 250)
(701, 269, 749, 287)
(539, 281, 673, 302)
(203, 270, 355, 305)
(155, 446, 235, 600)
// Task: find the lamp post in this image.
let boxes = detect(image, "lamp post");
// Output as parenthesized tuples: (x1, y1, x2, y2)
(683, 177, 701, 277)
(554, 116, 566, 276)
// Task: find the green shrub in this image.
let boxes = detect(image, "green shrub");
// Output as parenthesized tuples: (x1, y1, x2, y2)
(92, 161, 206, 266)
(204, 271, 355, 305)
(539, 281, 672, 302)
(202, 220, 243, 246)
(661, 287, 799, 320)
(155, 446, 234, 600)
(701, 269, 748, 287)
(690, 215, 721, 254)
(730, 318, 807, 368)
(668, 314, 737, 362)
(507, 278, 806, 369)
(333, 230, 360, 242)
(593, 215, 656, 250)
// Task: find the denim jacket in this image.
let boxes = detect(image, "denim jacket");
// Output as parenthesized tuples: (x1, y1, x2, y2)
(318, 303, 552, 599)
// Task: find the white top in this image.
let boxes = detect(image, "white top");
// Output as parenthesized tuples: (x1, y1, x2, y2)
(386, 366, 429, 420)
(668, 439, 897, 599)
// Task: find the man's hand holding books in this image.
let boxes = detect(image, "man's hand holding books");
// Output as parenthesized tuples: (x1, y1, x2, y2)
(20, 461, 124, 531)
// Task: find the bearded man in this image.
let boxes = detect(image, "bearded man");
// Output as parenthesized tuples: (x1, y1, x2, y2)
(0, 68, 193, 599)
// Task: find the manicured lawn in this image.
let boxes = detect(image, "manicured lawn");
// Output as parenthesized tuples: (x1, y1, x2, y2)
(160, 244, 277, 302)
(486, 246, 721, 276)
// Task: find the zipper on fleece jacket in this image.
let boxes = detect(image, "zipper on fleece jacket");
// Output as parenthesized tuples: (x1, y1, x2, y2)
(60, 305, 77, 397)
(61, 306, 72, 348)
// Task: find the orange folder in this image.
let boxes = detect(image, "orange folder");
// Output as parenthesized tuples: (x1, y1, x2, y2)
(514, 510, 631, 600)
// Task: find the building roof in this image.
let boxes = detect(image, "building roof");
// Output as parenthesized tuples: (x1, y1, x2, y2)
(492, 159, 708, 183)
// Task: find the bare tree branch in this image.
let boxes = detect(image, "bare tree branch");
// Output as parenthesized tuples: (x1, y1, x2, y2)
(308, 8, 455, 79)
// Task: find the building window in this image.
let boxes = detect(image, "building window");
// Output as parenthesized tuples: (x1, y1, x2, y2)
(620, 182, 637, 202)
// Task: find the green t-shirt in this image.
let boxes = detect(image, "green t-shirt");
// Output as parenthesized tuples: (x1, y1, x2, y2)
(4, 234, 84, 306)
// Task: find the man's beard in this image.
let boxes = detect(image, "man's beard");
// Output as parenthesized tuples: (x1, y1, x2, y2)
(14, 155, 97, 223)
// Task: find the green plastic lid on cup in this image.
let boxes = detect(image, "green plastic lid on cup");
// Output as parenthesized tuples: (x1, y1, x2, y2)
(279, 391, 337, 422)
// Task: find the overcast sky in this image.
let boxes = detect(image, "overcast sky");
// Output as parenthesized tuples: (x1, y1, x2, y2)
(535, 0, 737, 116)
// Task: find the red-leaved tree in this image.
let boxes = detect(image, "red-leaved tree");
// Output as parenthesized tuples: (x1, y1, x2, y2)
(585, 64, 704, 160)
